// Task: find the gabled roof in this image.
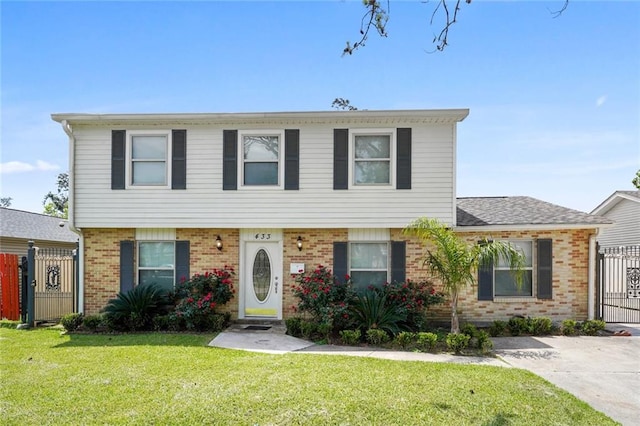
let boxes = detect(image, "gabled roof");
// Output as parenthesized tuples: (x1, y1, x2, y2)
(0, 208, 78, 243)
(591, 190, 640, 215)
(456, 196, 612, 229)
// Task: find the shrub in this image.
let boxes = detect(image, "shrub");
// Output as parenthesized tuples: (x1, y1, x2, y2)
(378, 280, 445, 330)
(581, 319, 605, 336)
(507, 316, 530, 336)
(530, 317, 553, 336)
(460, 323, 478, 337)
(562, 319, 578, 336)
(476, 330, 493, 353)
(82, 314, 103, 332)
(395, 331, 416, 349)
(173, 268, 235, 331)
(339, 329, 361, 345)
(366, 328, 390, 345)
(489, 320, 508, 337)
(350, 291, 407, 336)
(60, 313, 84, 332)
(292, 265, 355, 331)
(416, 332, 438, 352)
(300, 320, 317, 339)
(285, 317, 303, 337)
(102, 284, 172, 331)
(152, 314, 180, 331)
(446, 333, 471, 354)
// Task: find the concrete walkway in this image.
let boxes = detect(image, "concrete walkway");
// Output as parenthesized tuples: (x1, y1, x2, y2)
(210, 323, 640, 425)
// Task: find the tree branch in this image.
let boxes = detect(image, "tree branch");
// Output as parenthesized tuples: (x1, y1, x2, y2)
(550, 0, 569, 18)
(343, 0, 389, 56)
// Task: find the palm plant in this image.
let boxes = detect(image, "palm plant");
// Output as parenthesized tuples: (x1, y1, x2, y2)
(403, 217, 525, 333)
(350, 291, 407, 336)
(102, 284, 172, 331)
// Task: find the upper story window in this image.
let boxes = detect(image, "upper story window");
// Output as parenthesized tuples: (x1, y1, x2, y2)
(494, 240, 533, 297)
(242, 133, 281, 186)
(354, 134, 391, 185)
(129, 133, 170, 186)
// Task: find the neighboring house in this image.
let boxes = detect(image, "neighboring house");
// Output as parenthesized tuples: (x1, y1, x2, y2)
(0, 208, 78, 255)
(51, 110, 611, 322)
(591, 190, 640, 248)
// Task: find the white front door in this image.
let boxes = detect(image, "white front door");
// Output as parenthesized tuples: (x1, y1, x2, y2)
(244, 241, 281, 318)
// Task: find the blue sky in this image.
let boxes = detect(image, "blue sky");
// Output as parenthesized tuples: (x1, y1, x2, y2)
(1, 1, 639, 214)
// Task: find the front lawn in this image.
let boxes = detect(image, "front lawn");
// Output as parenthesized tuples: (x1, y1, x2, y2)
(0, 328, 614, 425)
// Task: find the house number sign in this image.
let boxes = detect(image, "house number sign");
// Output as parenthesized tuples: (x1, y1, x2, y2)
(254, 233, 272, 240)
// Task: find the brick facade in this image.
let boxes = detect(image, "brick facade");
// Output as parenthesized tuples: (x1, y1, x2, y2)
(81, 227, 595, 322)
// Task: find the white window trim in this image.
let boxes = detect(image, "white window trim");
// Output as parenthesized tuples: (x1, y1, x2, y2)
(238, 129, 285, 190)
(126, 130, 172, 189)
(349, 128, 395, 189)
(137, 240, 176, 288)
(348, 241, 391, 287)
(493, 239, 535, 299)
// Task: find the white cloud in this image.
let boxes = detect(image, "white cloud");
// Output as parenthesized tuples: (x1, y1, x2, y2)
(0, 160, 60, 174)
(596, 95, 607, 107)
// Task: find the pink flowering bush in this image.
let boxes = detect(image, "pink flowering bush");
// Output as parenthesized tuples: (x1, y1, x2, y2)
(291, 265, 355, 331)
(379, 280, 445, 330)
(173, 267, 235, 331)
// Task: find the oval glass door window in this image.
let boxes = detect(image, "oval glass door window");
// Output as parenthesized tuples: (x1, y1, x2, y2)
(253, 249, 271, 302)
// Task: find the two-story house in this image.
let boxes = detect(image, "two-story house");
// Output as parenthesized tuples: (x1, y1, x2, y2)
(51, 109, 611, 323)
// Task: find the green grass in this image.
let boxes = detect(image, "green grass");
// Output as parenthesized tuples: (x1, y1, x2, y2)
(0, 328, 615, 425)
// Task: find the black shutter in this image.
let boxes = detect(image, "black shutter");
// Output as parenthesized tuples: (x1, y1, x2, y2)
(477, 258, 494, 301)
(396, 128, 411, 189)
(390, 241, 406, 283)
(175, 241, 190, 285)
(333, 129, 349, 190)
(284, 129, 300, 190)
(120, 240, 134, 293)
(111, 130, 126, 190)
(223, 130, 238, 190)
(333, 242, 348, 284)
(172, 129, 187, 189)
(537, 239, 553, 299)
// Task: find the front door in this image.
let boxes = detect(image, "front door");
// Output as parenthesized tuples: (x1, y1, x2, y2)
(244, 241, 281, 318)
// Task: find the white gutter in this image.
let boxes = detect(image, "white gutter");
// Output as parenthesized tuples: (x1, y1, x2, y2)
(61, 120, 84, 314)
(588, 229, 600, 320)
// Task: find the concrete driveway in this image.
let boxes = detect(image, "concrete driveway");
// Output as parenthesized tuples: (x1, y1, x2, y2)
(493, 328, 640, 426)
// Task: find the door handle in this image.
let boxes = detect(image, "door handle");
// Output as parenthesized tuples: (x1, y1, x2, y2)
(275, 277, 278, 294)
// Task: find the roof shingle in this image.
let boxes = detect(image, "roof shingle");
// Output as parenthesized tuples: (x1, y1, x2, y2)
(456, 196, 612, 227)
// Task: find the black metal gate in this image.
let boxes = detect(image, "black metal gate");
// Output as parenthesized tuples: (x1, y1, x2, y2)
(597, 245, 640, 323)
(21, 241, 79, 325)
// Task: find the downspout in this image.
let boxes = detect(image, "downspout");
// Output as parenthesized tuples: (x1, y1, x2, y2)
(61, 120, 84, 314)
(587, 228, 599, 320)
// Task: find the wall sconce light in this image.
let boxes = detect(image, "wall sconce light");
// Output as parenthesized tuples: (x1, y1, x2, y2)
(296, 236, 303, 251)
(216, 235, 223, 251)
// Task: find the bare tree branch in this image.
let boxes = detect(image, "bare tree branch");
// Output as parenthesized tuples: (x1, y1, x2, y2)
(550, 0, 570, 18)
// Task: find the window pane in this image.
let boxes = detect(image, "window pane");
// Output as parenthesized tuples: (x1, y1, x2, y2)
(354, 161, 390, 184)
(132, 162, 166, 185)
(351, 271, 388, 291)
(244, 136, 279, 161)
(351, 243, 388, 268)
(497, 241, 533, 267)
(139, 270, 174, 291)
(132, 136, 166, 160)
(139, 242, 174, 268)
(244, 162, 278, 185)
(495, 270, 532, 296)
(355, 135, 390, 159)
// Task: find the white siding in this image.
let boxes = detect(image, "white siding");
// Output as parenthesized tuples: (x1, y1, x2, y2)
(71, 117, 458, 229)
(136, 228, 176, 241)
(597, 200, 640, 247)
(348, 229, 390, 241)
